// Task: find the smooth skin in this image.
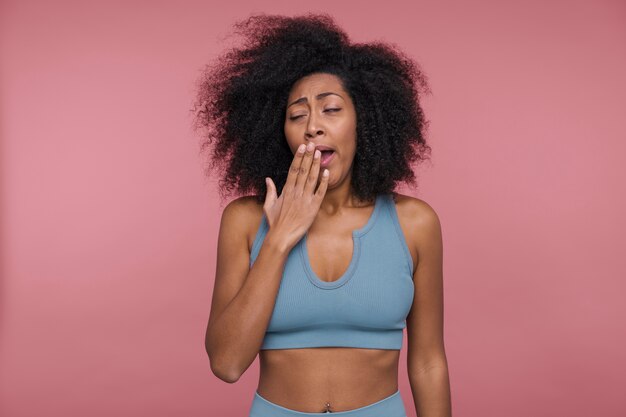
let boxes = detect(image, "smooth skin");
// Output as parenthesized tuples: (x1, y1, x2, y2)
(205, 73, 451, 416)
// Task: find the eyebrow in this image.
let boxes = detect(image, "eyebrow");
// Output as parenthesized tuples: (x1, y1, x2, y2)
(287, 92, 344, 108)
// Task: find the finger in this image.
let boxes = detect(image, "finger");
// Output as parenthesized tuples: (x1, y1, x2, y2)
(283, 143, 306, 195)
(294, 142, 315, 194)
(264, 177, 277, 206)
(304, 148, 321, 196)
(315, 168, 330, 199)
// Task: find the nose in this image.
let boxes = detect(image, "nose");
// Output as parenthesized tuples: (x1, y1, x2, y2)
(305, 112, 324, 138)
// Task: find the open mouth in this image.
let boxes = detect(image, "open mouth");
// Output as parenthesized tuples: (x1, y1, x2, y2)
(320, 150, 335, 166)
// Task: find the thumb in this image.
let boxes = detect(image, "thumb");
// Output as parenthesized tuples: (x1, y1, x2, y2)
(264, 177, 277, 205)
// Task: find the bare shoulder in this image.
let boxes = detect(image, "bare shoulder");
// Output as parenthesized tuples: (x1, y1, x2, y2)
(390, 192, 442, 256)
(221, 195, 265, 252)
(391, 192, 440, 226)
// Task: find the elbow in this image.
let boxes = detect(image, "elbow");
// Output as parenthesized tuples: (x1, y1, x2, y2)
(408, 357, 449, 379)
(206, 346, 241, 383)
(210, 360, 241, 383)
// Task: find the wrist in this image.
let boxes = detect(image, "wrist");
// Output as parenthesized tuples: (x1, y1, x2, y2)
(264, 230, 292, 256)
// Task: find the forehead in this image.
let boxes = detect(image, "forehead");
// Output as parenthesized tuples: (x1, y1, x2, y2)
(287, 73, 346, 99)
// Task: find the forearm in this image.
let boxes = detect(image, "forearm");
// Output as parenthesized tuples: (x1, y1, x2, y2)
(408, 362, 452, 417)
(206, 231, 290, 382)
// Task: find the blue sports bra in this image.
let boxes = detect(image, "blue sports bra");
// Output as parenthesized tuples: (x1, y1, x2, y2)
(249, 193, 415, 350)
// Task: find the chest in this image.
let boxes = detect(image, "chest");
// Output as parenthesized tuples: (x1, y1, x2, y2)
(267, 225, 414, 331)
(304, 227, 359, 283)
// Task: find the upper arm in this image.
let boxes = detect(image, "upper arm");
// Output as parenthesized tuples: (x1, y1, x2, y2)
(206, 197, 259, 343)
(405, 200, 447, 373)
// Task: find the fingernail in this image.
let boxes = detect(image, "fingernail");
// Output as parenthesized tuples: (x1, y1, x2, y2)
(298, 144, 306, 153)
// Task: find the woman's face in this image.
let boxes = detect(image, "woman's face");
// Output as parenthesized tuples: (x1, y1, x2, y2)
(284, 72, 357, 187)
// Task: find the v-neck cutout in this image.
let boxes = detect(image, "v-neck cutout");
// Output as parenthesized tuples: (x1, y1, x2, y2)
(300, 194, 384, 289)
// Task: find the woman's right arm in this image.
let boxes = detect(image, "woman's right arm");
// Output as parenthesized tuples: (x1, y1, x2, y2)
(204, 198, 291, 383)
(205, 143, 328, 383)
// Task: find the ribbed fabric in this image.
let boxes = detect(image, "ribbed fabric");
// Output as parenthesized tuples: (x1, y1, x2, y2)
(250, 389, 407, 416)
(249, 193, 414, 350)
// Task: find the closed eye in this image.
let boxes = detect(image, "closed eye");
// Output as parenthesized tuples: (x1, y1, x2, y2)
(289, 108, 341, 121)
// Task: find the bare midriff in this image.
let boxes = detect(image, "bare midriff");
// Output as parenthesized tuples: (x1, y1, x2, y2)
(257, 347, 400, 413)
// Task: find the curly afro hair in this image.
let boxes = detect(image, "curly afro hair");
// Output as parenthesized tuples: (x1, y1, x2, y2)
(191, 12, 432, 206)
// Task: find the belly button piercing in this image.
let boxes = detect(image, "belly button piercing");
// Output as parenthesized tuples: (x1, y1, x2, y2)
(323, 402, 332, 413)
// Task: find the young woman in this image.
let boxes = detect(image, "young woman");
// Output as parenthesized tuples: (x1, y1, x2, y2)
(194, 12, 451, 417)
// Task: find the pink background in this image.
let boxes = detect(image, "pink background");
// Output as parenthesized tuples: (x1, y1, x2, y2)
(1, 0, 625, 416)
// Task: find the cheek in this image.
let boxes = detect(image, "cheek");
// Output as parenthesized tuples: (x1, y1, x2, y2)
(336, 117, 356, 138)
(338, 125, 357, 150)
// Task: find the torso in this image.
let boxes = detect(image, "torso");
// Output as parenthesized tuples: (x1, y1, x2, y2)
(245, 192, 419, 413)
